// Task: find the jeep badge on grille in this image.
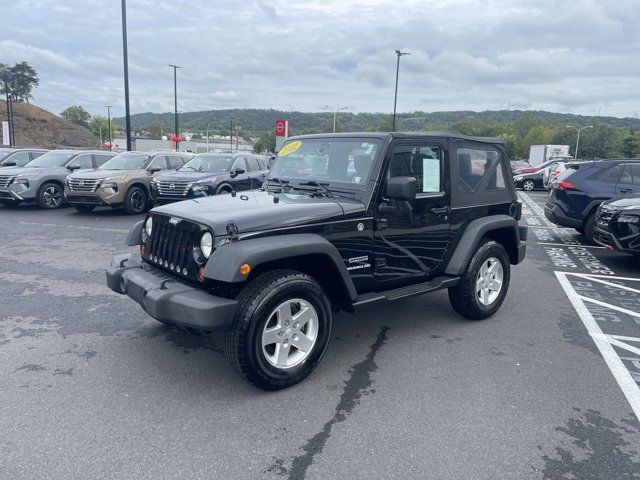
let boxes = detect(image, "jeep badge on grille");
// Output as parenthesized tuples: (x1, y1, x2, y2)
(169, 217, 180, 226)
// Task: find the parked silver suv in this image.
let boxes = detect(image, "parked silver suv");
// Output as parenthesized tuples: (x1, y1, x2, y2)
(0, 150, 115, 208)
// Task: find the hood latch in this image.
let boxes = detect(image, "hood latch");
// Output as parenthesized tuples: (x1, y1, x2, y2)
(226, 221, 239, 240)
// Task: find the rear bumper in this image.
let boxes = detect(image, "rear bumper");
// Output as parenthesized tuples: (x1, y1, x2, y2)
(516, 225, 528, 264)
(544, 203, 582, 228)
(106, 253, 238, 330)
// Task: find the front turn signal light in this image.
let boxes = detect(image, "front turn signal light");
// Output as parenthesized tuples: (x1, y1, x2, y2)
(239, 263, 251, 276)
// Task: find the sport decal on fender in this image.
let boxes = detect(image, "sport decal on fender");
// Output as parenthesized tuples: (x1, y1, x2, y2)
(278, 140, 302, 157)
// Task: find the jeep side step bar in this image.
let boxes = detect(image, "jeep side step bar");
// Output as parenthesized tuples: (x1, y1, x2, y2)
(352, 276, 460, 307)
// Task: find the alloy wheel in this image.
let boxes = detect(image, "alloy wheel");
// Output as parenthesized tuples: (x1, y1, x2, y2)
(475, 257, 504, 306)
(43, 185, 62, 208)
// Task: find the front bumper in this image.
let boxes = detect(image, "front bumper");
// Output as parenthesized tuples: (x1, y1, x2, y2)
(0, 183, 37, 202)
(593, 226, 640, 255)
(106, 253, 238, 330)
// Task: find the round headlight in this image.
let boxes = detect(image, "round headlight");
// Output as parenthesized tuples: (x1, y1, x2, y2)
(200, 231, 213, 258)
(145, 216, 153, 236)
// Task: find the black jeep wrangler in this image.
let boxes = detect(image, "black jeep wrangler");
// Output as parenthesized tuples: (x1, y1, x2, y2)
(107, 133, 527, 390)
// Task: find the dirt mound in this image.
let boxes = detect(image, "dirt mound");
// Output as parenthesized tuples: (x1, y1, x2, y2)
(0, 101, 99, 149)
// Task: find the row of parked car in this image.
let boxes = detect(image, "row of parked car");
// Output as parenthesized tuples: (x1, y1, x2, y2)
(0, 147, 270, 214)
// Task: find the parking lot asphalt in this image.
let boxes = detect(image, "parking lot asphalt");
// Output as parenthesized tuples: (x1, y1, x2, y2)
(0, 195, 639, 480)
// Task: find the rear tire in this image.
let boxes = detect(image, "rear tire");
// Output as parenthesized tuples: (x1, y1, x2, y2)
(583, 213, 596, 244)
(74, 205, 95, 213)
(216, 184, 233, 195)
(448, 240, 510, 320)
(522, 180, 535, 191)
(123, 186, 148, 215)
(224, 269, 332, 390)
(37, 182, 64, 209)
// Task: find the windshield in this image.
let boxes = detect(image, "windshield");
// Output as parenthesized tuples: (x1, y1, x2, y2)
(269, 138, 381, 190)
(25, 151, 75, 168)
(0, 149, 13, 161)
(179, 155, 234, 173)
(99, 153, 149, 170)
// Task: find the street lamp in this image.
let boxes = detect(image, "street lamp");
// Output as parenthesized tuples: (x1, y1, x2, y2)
(105, 105, 112, 151)
(322, 105, 349, 133)
(168, 64, 182, 145)
(566, 125, 593, 159)
(392, 50, 410, 132)
(120, 0, 132, 151)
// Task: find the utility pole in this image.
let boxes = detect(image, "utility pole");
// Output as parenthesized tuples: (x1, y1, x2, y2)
(235, 125, 241, 151)
(392, 50, 410, 132)
(121, 0, 132, 151)
(99, 125, 103, 146)
(105, 105, 112, 151)
(566, 125, 593, 159)
(168, 64, 181, 140)
(230, 119, 233, 150)
(206, 123, 210, 152)
(323, 104, 349, 133)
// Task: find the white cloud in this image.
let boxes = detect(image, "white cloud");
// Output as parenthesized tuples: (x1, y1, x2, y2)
(2, 0, 639, 118)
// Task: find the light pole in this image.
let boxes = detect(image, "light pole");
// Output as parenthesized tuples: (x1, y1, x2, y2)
(392, 50, 410, 132)
(206, 123, 210, 152)
(566, 125, 593, 159)
(323, 105, 349, 133)
(168, 64, 182, 143)
(121, 0, 132, 151)
(105, 105, 112, 151)
(235, 125, 241, 151)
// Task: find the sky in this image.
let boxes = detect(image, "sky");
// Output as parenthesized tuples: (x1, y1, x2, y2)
(2, 0, 639, 118)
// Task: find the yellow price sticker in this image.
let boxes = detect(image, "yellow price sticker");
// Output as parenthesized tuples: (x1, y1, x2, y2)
(278, 140, 302, 157)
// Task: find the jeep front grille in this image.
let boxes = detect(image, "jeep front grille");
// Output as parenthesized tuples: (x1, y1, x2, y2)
(0, 175, 16, 188)
(144, 214, 207, 282)
(68, 178, 101, 192)
(156, 180, 191, 196)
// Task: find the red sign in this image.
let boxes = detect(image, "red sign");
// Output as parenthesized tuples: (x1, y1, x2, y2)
(274, 119, 287, 137)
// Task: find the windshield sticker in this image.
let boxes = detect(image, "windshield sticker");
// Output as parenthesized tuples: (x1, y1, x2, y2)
(279, 141, 302, 157)
(352, 176, 362, 184)
(422, 158, 440, 192)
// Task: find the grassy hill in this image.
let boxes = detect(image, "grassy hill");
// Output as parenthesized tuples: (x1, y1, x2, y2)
(0, 101, 99, 149)
(114, 108, 640, 135)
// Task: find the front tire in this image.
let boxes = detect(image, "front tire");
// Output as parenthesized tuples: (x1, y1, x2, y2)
(123, 186, 148, 214)
(448, 240, 510, 320)
(224, 269, 332, 390)
(583, 213, 596, 244)
(216, 184, 233, 195)
(522, 180, 535, 191)
(37, 182, 64, 209)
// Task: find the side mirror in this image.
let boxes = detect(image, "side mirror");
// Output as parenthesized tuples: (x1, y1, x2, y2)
(3, 161, 16, 167)
(386, 176, 417, 201)
(148, 166, 161, 173)
(230, 167, 246, 178)
(67, 164, 81, 171)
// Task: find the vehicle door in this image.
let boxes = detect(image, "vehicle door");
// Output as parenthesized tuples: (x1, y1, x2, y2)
(616, 163, 640, 196)
(246, 155, 267, 188)
(230, 157, 251, 191)
(373, 140, 450, 284)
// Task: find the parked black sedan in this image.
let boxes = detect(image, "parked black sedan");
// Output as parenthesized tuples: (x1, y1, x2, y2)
(593, 194, 640, 256)
(150, 152, 268, 204)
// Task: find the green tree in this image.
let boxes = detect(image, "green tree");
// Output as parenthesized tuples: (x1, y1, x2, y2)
(0, 61, 39, 103)
(621, 134, 640, 158)
(377, 115, 397, 132)
(60, 105, 91, 127)
(88, 116, 115, 142)
(253, 132, 276, 153)
(146, 121, 164, 138)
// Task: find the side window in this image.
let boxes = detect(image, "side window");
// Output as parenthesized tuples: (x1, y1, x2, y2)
(71, 154, 93, 169)
(596, 164, 623, 183)
(30, 151, 46, 160)
(388, 144, 442, 193)
(630, 164, 640, 185)
(457, 148, 503, 193)
(94, 154, 113, 166)
(247, 156, 260, 171)
(168, 156, 184, 169)
(148, 155, 169, 170)
(233, 157, 248, 172)
(5, 151, 30, 164)
(619, 164, 634, 184)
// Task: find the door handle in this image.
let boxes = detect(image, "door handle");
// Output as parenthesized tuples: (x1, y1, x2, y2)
(430, 207, 449, 214)
(620, 188, 633, 193)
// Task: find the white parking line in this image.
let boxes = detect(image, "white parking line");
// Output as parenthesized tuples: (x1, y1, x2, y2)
(15, 221, 128, 233)
(537, 242, 606, 250)
(556, 271, 640, 420)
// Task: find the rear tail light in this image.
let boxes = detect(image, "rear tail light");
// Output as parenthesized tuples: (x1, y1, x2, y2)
(557, 181, 577, 191)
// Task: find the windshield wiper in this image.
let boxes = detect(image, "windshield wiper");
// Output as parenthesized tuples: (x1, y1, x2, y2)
(265, 177, 291, 191)
(298, 180, 334, 197)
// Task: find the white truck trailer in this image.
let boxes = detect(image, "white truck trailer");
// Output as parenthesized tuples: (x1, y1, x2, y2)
(528, 145, 570, 166)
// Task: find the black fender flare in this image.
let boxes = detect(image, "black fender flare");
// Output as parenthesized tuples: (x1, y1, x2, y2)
(204, 233, 358, 301)
(444, 215, 523, 275)
(126, 220, 144, 246)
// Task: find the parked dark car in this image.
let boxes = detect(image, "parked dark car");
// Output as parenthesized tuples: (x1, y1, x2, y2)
(514, 162, 566, 191)
(0, 148, 48, 168)
(510, 160, 530, 173)
(150, 152, 269, 204)
(593, 195, 640, 256)
(544, 159, 640, 240)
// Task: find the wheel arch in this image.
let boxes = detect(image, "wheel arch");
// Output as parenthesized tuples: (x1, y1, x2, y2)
(204, 234, 358, 307)
(445, 215, 522, 275)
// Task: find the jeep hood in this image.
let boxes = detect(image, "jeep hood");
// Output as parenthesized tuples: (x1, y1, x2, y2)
(153, 189, 362, 234)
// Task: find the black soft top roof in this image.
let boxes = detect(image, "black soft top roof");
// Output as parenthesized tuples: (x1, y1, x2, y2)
(287, 131, 507, 145)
